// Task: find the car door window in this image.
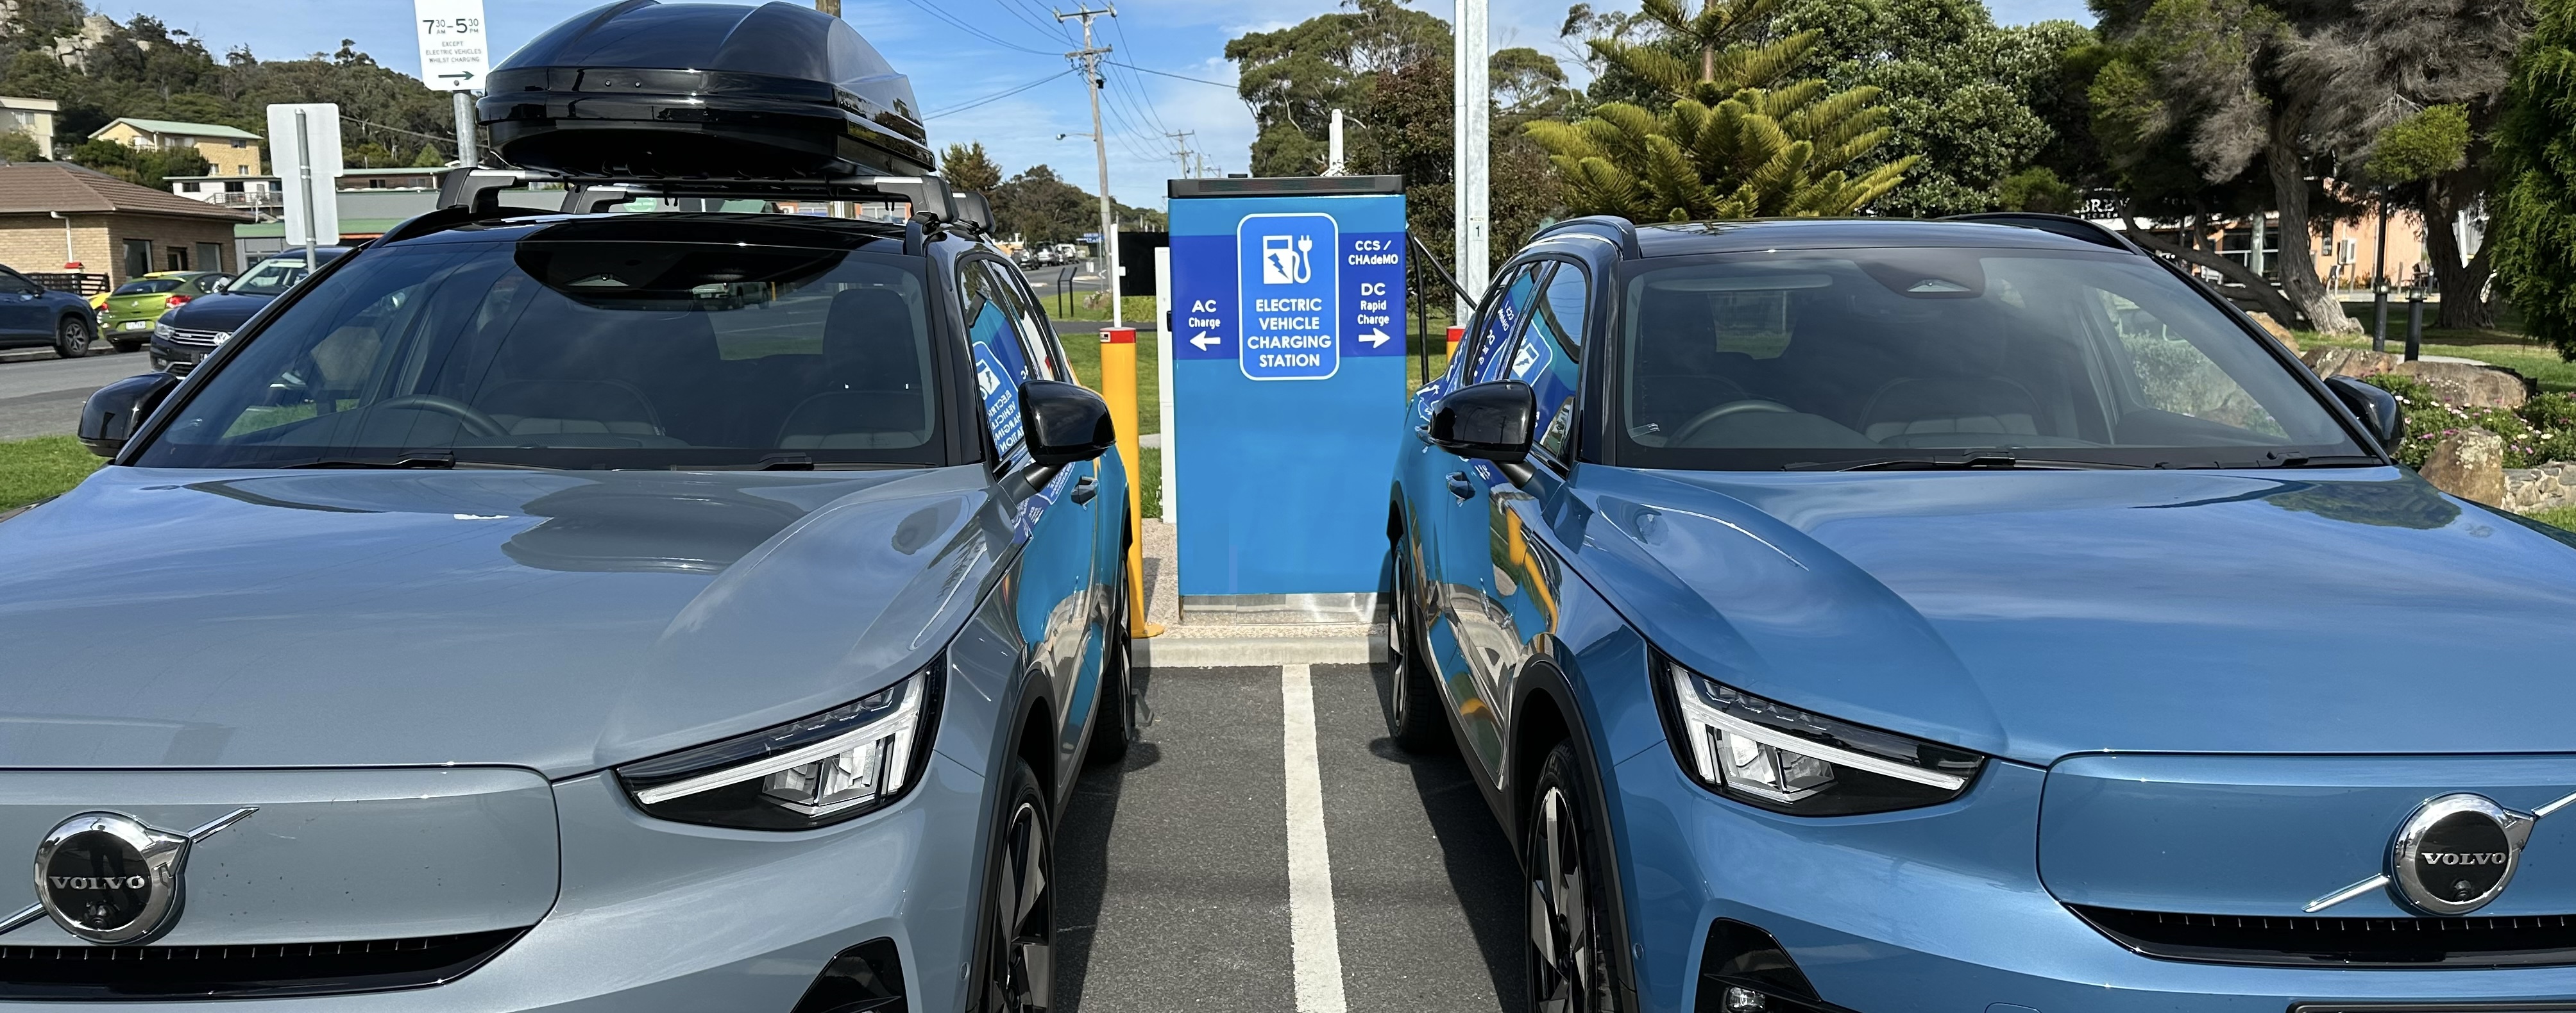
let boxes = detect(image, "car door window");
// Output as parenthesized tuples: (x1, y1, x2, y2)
(1509, 261, 1588, 463)
(1458, 262, 1546, 385)
(963, 260, 1038, 460)
(997, 268, 1072, 384)
(0, 271, 40, 296)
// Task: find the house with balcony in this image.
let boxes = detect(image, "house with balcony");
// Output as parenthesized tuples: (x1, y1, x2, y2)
(89, 117, 263, 178)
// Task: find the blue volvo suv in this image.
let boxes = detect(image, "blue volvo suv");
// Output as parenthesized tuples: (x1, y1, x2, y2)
(1389, 214, 2576, 1012)
(21, 200, 1128, 1010)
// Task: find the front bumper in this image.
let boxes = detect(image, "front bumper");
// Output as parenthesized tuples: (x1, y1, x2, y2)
(1616, 753, 2576, 1012)
(0, 755, 986, 1012)
(146, 335, 208, 373)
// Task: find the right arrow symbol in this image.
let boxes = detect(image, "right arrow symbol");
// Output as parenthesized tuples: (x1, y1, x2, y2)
(1358, 327, 1392, 347)
(1190, 330, 1221, 350)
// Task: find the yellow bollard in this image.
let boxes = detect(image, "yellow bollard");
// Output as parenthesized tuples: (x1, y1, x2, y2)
(1445, 324, 1464, 375)
(1099, 326, 1163, 638)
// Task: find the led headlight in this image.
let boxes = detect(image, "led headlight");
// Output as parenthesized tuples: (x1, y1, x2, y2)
(617, 664, 940, 830)
(151, 322, 174, 340)
(1663, 660, 1983, 816)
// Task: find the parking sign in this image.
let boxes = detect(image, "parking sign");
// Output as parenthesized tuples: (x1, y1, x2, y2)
(414, 0, 489, 92)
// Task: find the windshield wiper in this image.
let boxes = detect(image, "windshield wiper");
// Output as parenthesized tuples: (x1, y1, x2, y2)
(1786, 453, 2143, 472)
(2257, 454, 2386, 469)
(272, 455, 548, 471)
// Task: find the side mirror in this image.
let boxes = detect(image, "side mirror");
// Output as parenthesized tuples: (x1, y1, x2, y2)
(1020, 380, 1115, 467)
(2324, 374, 2405, 449)
(79, 371, 180, 458)
(1428, 380, 1536, 464)
(207, 277, 228, 293)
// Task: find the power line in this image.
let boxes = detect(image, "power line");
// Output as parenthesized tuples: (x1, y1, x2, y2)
(1106, 60, 1233, 88)
(1105, 18, 1171, 134)
(926, 69, 1076, 119)
(991, 0, 1074, 44)
(897, 0, 1055, 54)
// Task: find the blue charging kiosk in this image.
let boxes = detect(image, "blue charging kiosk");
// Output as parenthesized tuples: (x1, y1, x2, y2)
(1166, 176, 1407, 622)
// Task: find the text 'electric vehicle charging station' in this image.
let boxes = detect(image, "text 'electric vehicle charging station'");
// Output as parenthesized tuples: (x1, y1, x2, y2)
(1167, 176, 1407, 621)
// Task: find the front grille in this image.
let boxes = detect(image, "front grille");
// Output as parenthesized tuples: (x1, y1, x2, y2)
(2071, 905, 2576, 967)
(0, 926, 527, 999)
(163, 327, 221, 347)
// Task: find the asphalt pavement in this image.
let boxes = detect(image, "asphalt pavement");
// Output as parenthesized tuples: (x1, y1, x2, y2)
(0, 347, 155, 442)
(1061, 662, 1521, 1012)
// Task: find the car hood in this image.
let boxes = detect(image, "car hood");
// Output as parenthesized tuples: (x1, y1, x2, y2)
(0, 466, 1005, 775)
(158, 292, 273, 331)
(1566, 466, 2576, 765)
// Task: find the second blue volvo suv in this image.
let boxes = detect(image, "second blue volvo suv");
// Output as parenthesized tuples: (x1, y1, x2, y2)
(1389, 213, 2576, 1012)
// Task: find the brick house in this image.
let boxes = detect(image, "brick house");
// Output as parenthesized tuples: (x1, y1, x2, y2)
(88, 117, 264, 178)
(0, 163, 251, 281)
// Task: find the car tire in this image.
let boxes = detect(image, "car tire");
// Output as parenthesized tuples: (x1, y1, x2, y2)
(53, 317, 90, 358)
(1086, 538, 1134, 767)
(1527, 742, 1621, 1013)
(1385, 528, 1448, 753)
(976, 759, 1056, 1013)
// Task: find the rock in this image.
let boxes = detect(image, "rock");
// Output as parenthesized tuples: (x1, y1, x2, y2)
(2301, 346, 2400, 378)
(2390, 360, 2532, 409)
(2505, 460, 2576, 515)
(2422, 429, 2508, 505)
(2246, 312, 2301, 351)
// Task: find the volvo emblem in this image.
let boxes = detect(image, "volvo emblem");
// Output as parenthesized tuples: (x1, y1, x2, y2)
(2389, 794, 2533, 916)
(8, 808, 257, 945)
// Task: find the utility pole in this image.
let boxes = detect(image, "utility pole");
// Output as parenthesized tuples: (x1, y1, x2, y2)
(1452, 0, 1489, 318)
(1164, 130, 1196, 180)
(814, 0, 840, 15)
(1058, 4, 1122, 328)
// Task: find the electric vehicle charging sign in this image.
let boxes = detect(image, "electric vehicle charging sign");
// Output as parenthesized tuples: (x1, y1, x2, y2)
(1239, 213, 1338, 380)
(1167, 179, 1407, 604)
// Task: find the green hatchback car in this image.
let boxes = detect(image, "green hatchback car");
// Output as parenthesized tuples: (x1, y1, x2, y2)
(98, 271, 228, 353)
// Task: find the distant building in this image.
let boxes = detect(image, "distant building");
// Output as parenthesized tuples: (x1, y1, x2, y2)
(0, 97, 59, 158)
(89, 117, 264, 178)
(0, 163, 250, 280)
(214, 165, 461, 261)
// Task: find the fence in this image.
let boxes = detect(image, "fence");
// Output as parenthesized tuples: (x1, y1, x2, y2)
(25, 272, 108, 296)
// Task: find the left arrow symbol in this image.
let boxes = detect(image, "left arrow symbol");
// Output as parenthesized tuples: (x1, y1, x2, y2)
(1190, 330, 1221, 350)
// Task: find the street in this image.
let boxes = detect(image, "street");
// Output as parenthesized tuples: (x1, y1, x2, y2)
(1062, 662, 1520, 1012)
(0, 349, 155, 442)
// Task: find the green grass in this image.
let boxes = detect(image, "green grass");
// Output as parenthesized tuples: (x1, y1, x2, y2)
(2533, 506, 2576, 533)
(0, 436, 104, 510)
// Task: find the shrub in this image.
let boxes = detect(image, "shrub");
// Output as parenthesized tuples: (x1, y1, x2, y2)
(2364, 374, 2568, 468)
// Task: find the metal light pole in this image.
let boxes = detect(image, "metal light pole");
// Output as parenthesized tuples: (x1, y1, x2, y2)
(1452, 0, 1488, 319)
(452, 90, 478, 167)
(2372, 196, 2391, 353)
(1058, 4, 1121, 328)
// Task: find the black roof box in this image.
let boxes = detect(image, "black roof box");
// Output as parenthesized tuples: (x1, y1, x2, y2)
(479, 1, 933, 180)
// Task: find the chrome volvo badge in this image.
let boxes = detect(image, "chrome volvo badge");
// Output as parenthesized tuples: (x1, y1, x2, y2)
(2306, 790, 2576, 916)
(0, 808, 257, 945)
(2389, 794, 2533, 916)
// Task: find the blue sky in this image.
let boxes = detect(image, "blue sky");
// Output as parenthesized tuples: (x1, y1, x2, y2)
(99, 0, 2094, 206)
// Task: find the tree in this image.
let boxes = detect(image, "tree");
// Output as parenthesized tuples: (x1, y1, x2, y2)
(2286, 0, 2532, 328)
(65, 136, 206, 188)
(0, 130, 44, 162)
(1768, 0, 2089, 216)
(941, 142, 1002, 192)
(2491, 0, 2576, 357)
(1533, 0, 1911, 220)
(987, 163, 1160, 244)
(1225, 0, 1448, 178)
(2091, 0, 2363, 333)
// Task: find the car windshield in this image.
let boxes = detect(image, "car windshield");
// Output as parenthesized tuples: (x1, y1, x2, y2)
(1614, 247, 2368, 470)
(227, 257, 315, 296)
(131, 232, 942, 470)
(114, 278, 182, 296)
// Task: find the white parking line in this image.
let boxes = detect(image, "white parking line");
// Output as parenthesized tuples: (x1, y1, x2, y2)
(1281, 663, 1348, 1013)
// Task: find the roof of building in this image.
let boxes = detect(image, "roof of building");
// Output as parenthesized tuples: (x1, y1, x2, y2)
(0, 96, 58, 112)
(89, 118, 262, 142)
(168, 167, 453, 183)
(0, 163, 253, 219)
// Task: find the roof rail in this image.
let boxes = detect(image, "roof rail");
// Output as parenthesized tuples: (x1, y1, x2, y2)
(1942, 212, 2144, 255)
(1532, 215, 1643, 258)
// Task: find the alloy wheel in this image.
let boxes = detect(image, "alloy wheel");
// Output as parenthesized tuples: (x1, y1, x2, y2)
(55, 318, 89, 358)
(985, 799, 1054, 1012)
(1389, 546, 1418, 725)
(1529, 785, 1615, 1013)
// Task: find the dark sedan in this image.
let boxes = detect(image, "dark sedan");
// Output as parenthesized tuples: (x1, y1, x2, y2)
(149, 246, 354, 373)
